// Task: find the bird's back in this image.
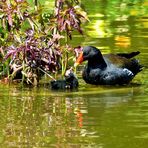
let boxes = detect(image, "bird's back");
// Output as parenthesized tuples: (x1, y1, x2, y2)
(104, 53, 143, 75)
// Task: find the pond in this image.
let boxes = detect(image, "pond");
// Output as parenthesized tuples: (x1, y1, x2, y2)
(0, 0, 148, 147)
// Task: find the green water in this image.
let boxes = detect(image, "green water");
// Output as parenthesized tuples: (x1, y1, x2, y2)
(0, 0, 148, 147)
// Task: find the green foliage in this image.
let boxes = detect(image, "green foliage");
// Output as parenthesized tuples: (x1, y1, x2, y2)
(0, 0, 87, 85)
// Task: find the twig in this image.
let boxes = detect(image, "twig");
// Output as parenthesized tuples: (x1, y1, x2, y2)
(38, 67, 56, 81)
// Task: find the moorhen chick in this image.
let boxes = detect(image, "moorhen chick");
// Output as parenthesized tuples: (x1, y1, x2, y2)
(50, 68, 78, 90)
(74, 46, 143, 85)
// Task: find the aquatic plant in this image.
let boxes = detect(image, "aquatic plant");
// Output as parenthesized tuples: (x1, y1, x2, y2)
(0, 0, 87, 85)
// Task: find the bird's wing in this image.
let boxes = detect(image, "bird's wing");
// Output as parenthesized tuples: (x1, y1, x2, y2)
(101, 68, 134, 85)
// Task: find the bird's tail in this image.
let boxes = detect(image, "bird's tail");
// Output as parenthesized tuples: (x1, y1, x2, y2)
(130, 59, 143, 75)
(117, 51, 140, 59)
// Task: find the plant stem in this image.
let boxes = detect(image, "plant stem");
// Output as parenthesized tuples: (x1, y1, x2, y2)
(38, 67, 56, 81)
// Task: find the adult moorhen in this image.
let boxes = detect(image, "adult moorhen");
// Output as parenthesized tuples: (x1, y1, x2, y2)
(50, 68, 79, 90)
(74, 46, 143, 85)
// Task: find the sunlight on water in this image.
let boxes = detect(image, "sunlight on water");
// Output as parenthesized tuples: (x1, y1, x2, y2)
(0, 0, 148, 147)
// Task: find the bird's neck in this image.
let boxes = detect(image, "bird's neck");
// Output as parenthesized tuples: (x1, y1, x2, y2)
(88, 55, 107, 69)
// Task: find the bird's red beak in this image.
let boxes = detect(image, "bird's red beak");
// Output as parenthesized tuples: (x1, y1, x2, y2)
(74, 52, 84, 67)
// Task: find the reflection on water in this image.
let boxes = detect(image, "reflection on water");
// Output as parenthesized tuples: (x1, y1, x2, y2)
(82, 0, 148, 55)
(0, 0, 148, 147)
(0, 84, 148, 147)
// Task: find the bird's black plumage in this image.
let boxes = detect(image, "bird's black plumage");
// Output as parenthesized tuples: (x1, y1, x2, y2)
(50, 68, 78, 90)
(75, 46, 143, 85)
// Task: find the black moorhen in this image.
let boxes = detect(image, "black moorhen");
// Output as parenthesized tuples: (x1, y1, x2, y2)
(74, 46, 143, 85)
(50, 68, 79, 90)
